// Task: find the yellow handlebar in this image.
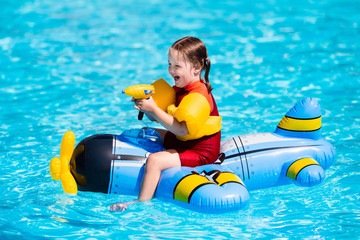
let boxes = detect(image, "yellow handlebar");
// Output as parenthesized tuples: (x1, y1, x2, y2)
(123, 84, 155, 99)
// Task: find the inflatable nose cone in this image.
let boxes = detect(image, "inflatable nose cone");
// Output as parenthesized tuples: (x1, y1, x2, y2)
(275, 98, 322, 140)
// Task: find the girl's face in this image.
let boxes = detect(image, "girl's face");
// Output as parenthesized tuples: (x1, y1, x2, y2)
(168, 48, 200, 88)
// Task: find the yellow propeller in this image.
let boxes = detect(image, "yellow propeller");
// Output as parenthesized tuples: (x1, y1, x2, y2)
(49, 131, 78, 194)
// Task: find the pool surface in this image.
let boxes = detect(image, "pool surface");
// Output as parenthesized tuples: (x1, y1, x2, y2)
(1, 0, 359, 239)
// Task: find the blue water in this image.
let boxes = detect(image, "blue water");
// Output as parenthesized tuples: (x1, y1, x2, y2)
(1, 0, 359, 238)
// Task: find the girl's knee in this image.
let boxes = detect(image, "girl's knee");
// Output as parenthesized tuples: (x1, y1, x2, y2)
(145, 150, 181, 172)
(145, 154, 162, 170)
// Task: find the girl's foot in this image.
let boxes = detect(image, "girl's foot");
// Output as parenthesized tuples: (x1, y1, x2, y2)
(110, 202, 128, 212)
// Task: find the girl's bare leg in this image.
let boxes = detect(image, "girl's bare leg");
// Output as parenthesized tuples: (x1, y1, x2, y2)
(139, 149, 181, 200)
(110, 149, 181, 212)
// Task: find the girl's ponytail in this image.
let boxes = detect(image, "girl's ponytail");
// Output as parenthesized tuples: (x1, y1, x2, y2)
(204, 57, 212, 92)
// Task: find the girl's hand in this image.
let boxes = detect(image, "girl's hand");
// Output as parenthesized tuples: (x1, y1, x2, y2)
(132, 96, 157, 113)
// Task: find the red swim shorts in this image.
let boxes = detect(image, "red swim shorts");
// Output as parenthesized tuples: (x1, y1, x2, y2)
(163, 131, 221, 167)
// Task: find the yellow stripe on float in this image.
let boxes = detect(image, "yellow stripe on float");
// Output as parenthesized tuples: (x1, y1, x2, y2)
(173, 174, 214, 203)
(215, 172, 244, 186)
(277, 116, 321, 132)
(286, 158, 320, 180)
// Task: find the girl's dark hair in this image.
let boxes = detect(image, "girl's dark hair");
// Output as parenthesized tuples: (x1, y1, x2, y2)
(171, 36, 212, 92)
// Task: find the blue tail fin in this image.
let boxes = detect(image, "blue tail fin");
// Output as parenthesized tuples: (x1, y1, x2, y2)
(274, 98, 322, 140)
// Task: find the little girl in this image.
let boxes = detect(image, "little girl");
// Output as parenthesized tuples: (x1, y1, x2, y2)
(110, 36, 222, 212)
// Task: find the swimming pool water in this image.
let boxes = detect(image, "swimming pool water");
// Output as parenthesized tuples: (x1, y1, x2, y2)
(1, 0, 359, 238)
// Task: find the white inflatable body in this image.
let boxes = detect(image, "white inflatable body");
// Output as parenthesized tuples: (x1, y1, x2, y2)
(220, 132, 334, 190)
(64, 98, 335, 213)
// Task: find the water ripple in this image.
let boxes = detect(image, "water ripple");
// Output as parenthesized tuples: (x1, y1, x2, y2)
(1, 0, 360, 238)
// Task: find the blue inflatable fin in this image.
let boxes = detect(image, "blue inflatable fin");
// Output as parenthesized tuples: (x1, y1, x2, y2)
(286, 158, 325, 187)
(275, 97, 322, 140)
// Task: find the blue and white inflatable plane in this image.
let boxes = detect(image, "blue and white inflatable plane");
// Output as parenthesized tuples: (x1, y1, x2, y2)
(50, 98, 335, 213)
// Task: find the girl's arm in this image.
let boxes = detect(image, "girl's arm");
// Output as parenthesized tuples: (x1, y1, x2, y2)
(133, 97, 188, 137)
